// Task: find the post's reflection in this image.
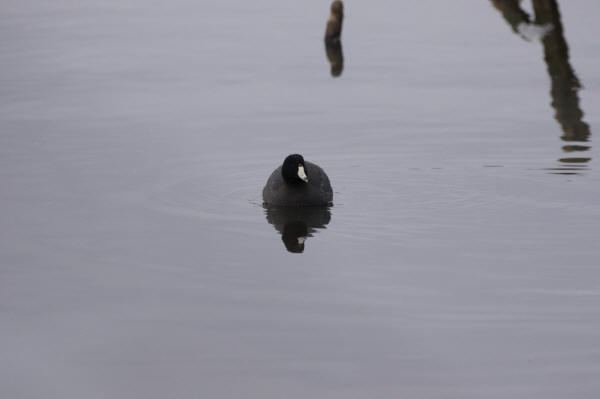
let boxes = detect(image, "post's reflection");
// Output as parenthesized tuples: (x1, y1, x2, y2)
(325, 41, 344, 77)
(491, 0, 591, 174)
(264, 205, 331, 253)
(324, 0, 344, 77)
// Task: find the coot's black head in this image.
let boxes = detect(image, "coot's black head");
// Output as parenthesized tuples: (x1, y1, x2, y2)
(282, 154, 309, 184)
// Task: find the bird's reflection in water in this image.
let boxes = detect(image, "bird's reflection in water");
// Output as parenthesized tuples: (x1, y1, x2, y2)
(264, 205, 331, 253)
(491, 0, 591, 174)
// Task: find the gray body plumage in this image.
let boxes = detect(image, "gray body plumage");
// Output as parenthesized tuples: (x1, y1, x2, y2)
(263, 161, 333, 207)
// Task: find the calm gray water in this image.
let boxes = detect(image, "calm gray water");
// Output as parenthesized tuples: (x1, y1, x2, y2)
(2, 0, 600, 397)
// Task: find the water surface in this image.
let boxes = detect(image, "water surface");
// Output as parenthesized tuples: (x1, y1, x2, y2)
(1, 1, 600, 398)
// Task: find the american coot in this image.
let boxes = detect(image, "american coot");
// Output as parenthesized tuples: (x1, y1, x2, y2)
(263, 154, 333, 207)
